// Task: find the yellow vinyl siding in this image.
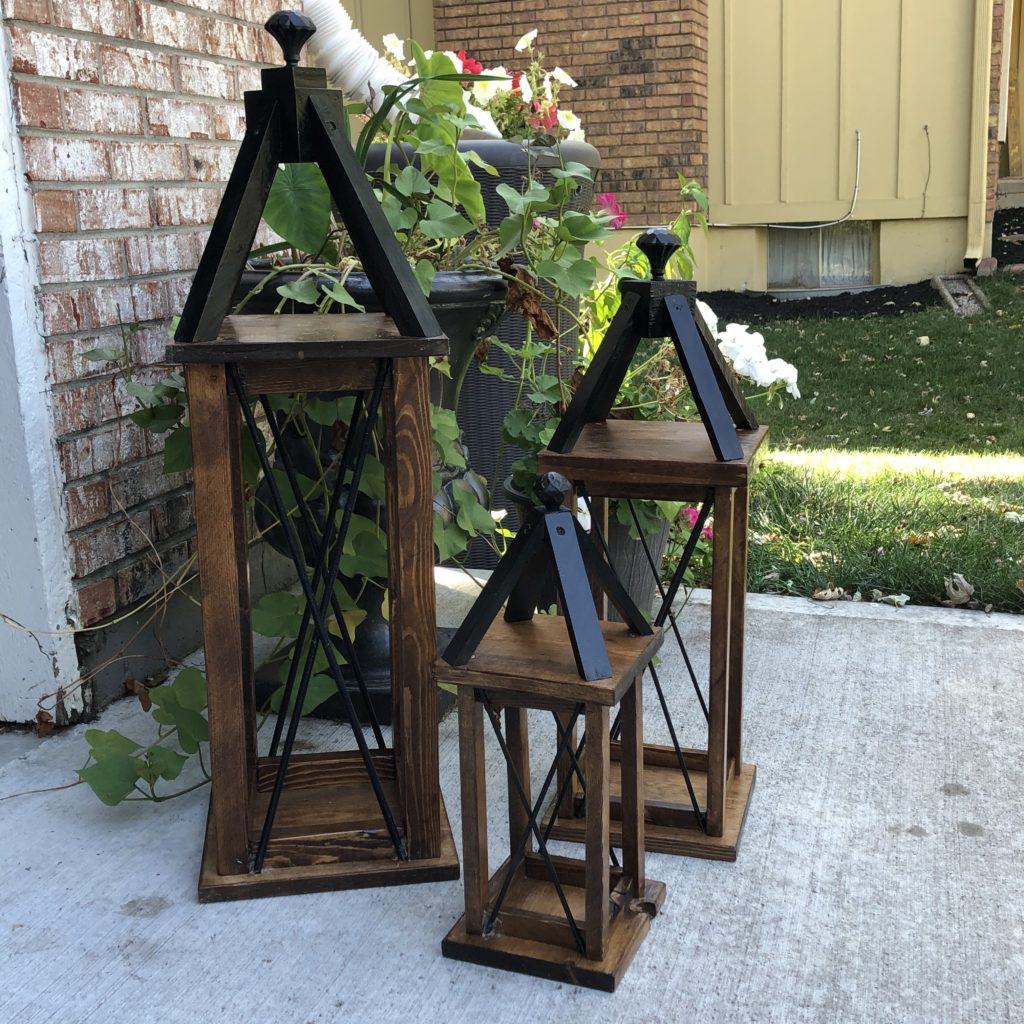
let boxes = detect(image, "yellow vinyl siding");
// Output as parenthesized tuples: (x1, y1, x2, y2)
(710, 0, 976, 226)
(350, 0, 435, 49)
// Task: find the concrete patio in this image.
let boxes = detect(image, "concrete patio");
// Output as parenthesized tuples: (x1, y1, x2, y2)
(1, 574, 1022, 1024)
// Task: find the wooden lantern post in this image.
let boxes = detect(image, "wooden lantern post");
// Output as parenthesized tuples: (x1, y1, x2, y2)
(167, 11, 459, 900)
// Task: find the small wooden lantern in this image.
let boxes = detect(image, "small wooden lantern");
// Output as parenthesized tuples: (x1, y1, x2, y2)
(437, 475, 666, 990)
(539, 231, 768, 860)
(167, 11, 458, 900)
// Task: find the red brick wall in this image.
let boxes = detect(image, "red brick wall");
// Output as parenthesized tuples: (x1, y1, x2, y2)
(988, 0, 1006, 227)
(2, 0, 281, 626)
(432, 0, 708, 225)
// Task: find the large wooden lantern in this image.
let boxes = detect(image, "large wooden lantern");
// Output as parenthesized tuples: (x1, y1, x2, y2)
(167, 11, 459, 900)
(437, 473, 666, 990)
(539, 231, 768, 860)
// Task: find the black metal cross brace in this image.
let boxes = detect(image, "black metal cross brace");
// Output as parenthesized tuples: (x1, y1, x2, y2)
(481, 692, 588, 954)
(229, 361, 407, 868)
(581, 488, 713, 833)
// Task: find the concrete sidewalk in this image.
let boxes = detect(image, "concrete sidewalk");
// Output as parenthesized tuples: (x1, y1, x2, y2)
(1, 577, 1022, 1024)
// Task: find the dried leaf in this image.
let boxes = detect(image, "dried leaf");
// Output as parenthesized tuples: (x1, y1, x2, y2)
(498, 257, 557, 339)
(35, 709, 54, 738)
(870, 589, 910, 607)
(1016, 579, 1024, 595)
(125, 678, 152, 712)
(943, 572, 974, 607)
(812, 584, 846, 601)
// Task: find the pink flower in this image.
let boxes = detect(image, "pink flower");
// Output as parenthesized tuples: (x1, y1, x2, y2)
(596, 192, 627, 228)
(680, 506, 713, 541)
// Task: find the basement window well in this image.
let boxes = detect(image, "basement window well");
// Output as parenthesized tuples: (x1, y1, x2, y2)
(767, 221, 874, 293)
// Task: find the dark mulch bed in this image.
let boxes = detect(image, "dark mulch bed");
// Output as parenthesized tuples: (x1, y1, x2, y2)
(698, 280, 941, 324)
(993, 206, 1024, 265)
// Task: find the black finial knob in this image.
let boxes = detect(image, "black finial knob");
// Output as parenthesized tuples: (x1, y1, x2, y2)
(265, 10, 316, 67)
(637, 228, 681, 281)
(535, 472, 571, 511)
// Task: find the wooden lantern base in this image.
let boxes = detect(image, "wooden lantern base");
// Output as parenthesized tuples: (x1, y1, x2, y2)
(545, 744, 757, 862)
(198, 749, 459, 902)
(442, 853, 666, 992)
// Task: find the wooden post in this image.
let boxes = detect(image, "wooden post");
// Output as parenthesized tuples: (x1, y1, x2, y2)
(187, 364, 255, 876)
(706, 484, 734, 836)
(505, 706, 532, 856)
(458, 688, 488, 936)
(619, 676, 645, 898)
(585, 703, 611, 961)
(386, 356, 441, 859)
(728, 485, 750, 778)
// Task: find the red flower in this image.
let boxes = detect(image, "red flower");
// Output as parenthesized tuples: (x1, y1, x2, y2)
(527, 100, 559, 131)
(511, 71, 522, 93)
(457, 49, 484, 75)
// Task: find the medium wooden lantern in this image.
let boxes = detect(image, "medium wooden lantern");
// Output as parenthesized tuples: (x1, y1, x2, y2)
(167, 11, 458, 901)
(539, 231, 768, 860)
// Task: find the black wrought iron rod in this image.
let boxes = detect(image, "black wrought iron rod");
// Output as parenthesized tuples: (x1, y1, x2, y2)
(259, 394, 386, 751)
(481, 693, 586, 954)
(648, 662, 706, 831)
(268, 392, 366, 755)
(229, 365, 406, 868)
(626, 497, 710, 723)
(655, 491, 713, 629)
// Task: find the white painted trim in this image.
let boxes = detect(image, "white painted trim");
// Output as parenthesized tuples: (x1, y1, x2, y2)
(0, 31, 82, 722)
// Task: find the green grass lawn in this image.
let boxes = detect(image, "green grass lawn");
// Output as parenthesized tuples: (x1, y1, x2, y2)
(713, 273, 1024, 613)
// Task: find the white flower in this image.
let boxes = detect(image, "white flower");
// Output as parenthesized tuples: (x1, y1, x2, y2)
(713, 321, 800, 398)
(557, 109, 581, 132)
(382, 33, 404, 62)
(695, 298, 718, 333)
(515, 29, 538, 51)
(442, 50, 463, 73)
(550, 66, 577, 88)
(517, 75, 533, 103)
(566, 127, 586, 141)
(472, 66, 512, 105)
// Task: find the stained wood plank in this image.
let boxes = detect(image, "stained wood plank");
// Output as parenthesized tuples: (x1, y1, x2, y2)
(539, 421, 769, 498)
(198, 796, 459, 902)
(706, 485, 734, 837)
(585, 704, 610, 961)
(618, 676, 645, 899)
(187, 363, 253, 877)
(458, 687, 489, 935)
(240, 358, 381, 394)
(386, 357, 441, 860)
(505, 706, 532, 856)
(168, 313, 447, 364)
(436, 617, 663, 708)
(255, 750, 396, 792)
(728, 485, 750, 775)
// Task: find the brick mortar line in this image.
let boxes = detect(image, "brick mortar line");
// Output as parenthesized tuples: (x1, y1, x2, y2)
(13, 72, 250, 100)
(36, 223, 218, 242)
(29, 178, 233, 192)
(21, 126, 243, 144)
(71, 528, 198, 587)
(39, 267, 195, 294)
(2, 4, 273, 41)
(68, 482, 195, 533)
